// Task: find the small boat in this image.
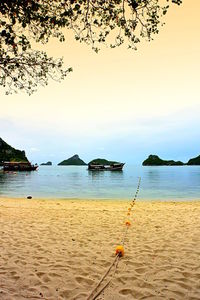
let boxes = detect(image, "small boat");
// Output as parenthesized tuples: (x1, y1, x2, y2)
(3, 161, 38, 172)
(88, 163, 125, 171)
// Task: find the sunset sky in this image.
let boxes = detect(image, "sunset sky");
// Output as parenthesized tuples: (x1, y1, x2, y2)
(1, 0, 200, 165)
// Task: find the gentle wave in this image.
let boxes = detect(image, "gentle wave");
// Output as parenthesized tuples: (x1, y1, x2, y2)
(0, 165, 200, 200)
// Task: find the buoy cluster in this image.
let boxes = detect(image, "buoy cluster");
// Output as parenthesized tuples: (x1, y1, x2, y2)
(115, 177, 141, 257)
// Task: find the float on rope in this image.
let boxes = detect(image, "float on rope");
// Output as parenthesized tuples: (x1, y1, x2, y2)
(125, 221, 131, 226)
(115, 245, 124, 257)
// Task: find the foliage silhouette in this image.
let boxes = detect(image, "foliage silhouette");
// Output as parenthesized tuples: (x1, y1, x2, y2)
(0, 0, 182, 94)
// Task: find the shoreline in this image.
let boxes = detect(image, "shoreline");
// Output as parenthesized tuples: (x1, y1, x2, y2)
(1, 196, 200, 202)
(1, 198, 200, 299)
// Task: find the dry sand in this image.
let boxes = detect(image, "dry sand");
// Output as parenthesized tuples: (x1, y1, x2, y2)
(0, 198, 200, 300)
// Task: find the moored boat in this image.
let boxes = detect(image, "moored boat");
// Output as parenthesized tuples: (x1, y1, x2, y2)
(3, 161, 38, 172)
(88, 163, 125, 171)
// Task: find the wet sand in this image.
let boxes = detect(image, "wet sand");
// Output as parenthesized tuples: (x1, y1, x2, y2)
(0, 198, 200, 299)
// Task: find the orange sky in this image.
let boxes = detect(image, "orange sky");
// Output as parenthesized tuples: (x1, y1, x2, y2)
(0, 0, 200, 164)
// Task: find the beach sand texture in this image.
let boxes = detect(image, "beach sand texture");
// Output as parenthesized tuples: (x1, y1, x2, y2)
(0, 198, 200, 300)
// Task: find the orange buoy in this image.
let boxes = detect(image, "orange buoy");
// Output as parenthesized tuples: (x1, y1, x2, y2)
(115, 245, 124, 257)
(128, 208, 131, 211)
(125, 221, 131, 226)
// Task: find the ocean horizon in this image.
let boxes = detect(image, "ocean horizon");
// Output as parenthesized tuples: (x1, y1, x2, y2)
(0, 164, 200, 200)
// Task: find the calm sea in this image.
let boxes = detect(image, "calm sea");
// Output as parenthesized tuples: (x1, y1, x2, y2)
(0, 165, 200, 200)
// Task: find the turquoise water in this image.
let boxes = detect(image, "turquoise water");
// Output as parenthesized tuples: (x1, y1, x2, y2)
(0, 165, 200, 200)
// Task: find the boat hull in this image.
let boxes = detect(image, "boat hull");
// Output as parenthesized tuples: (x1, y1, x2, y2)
(88, 163, 125, 171)
(3, 162, 38, 172)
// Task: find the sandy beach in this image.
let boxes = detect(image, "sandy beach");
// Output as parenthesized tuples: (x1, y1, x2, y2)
(0, 198, 200, 300)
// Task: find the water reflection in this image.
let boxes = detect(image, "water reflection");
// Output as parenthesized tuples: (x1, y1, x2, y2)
(145, 169, 161, 180)
(88, 170, 124, 181)
(0, 171, 30, 195)
(88, 170, 106, 179)
(0, 165, 200, 200)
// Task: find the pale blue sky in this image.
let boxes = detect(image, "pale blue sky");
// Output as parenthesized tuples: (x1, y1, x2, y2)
(0, 1, 200, 165)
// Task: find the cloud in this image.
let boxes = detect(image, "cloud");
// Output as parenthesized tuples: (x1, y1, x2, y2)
(0, 118, 15, 132)
(98, 147, 105, 151)
(29, 147, 40, 152)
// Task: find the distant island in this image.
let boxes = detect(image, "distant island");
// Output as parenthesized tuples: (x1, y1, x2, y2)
(89, 158, 120, 165)
(0, 137, 28, 165)
(40, 161, 52, 166)
(2, 136, 200, 168)
(142, 155, 184, 166)
(187, 155, 200, 165)
(143, 154, 200, 166)
(58, 154, 87, 166)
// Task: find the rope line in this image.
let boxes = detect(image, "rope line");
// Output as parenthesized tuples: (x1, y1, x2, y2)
(91, 256, 120, 300)
(86, 254, 119, 300)
(87, 177, 141, 300)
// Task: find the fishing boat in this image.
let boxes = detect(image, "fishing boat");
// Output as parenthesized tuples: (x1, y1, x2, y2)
(3, 161, 38, 172)
(88, 162, 125, 171)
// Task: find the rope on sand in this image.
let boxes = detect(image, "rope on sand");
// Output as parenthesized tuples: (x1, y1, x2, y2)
(86, 254, 120, 300)
(87, 177, 141, 300)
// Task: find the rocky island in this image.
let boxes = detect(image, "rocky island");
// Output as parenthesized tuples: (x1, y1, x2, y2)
(142, 155, 184, 166)
(187, 155, 200, 165)
(58, 154, 87, 166)
(0, 137, 28, 165)
(89, 158, 120, 165)
(40, 161, 52, 166)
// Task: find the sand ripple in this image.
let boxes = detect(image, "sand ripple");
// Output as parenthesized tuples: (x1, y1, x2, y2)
(0, 199, 200, 299)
